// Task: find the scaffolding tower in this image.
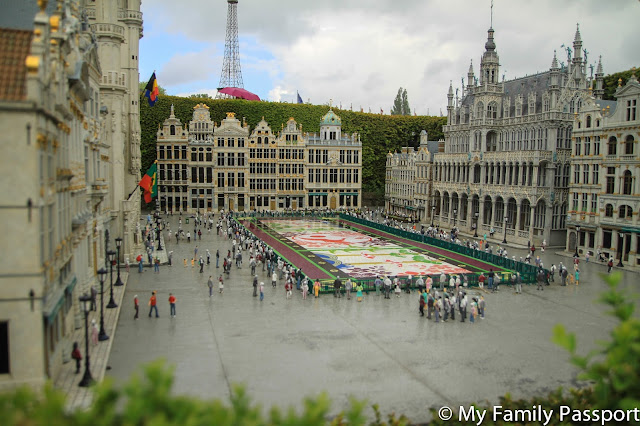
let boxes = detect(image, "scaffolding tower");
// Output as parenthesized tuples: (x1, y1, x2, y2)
(216, 0, 243, 98)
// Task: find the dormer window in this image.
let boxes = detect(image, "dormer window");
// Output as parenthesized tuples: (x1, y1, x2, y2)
(586, 115, 591, 128)
(627, 99, 637, 121)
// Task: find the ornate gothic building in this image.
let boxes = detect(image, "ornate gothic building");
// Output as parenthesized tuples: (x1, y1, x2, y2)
(431, 25, 600, 246)
(0, 0, 142, 390)
(156, 106, 362, 213)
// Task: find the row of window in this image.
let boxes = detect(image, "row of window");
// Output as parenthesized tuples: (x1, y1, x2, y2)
(572, 164, 600, 185)
(308, 168, 359, 184)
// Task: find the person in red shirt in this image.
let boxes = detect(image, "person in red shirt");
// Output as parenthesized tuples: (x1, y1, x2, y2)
(149, 291, 158, 318)
(478, 273, 486, 289)
(168, 293, 176, 317)
(134, 294, 139, 319)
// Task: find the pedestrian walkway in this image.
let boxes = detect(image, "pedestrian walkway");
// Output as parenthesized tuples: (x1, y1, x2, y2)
(53, 271, 130, 411)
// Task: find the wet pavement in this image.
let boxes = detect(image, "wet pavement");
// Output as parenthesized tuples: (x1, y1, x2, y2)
(105, 214, 639, 423)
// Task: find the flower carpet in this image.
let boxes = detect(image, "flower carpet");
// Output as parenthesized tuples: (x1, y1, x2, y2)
(256, 219, 477, 279)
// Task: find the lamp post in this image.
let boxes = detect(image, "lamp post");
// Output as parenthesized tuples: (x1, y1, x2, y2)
(453, 208, 457, 228)
(114, 237, 123, 286)
(617, 232, 625, 267)
(78, 293, 94, 387)
(431, 206, 435, 227)
(156, 217, 163, 251)
(574, 226, 581, 257)
(97, 267, 109, 341)
(474, 212, 479, 238)
(106, 250, 118, 309)
(502, 215, 508, 244)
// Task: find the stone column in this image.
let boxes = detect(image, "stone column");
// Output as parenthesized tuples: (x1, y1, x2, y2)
(466, 196, 473, 231)
(516, 201, 522, 231)
(529, 205, 535, 242)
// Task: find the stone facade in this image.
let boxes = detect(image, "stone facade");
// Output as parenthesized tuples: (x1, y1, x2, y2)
(0, 0, 113, 389)
(568, 72, 640, 267)
(157, 107, 362, 212)
(385, 131, 437, 222)
(429, 25, 599, 246)
(84, 0, 143, 262)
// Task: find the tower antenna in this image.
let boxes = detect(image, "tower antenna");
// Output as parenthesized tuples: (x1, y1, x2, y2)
(216, 0, 243, 98)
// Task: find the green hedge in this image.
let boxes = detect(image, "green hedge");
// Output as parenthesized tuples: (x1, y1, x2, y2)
(140, 95, 446, 195)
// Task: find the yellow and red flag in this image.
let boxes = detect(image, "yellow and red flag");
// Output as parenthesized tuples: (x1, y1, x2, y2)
(138, 163, 157, 203)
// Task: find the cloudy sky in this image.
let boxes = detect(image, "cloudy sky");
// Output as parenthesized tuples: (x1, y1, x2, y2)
(139, 0, 639, 116)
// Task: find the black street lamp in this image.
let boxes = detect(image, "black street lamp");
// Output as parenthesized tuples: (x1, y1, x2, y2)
(617, 233, 625, 267)
(106, 250, 118, 309)
(114, 237, 123, 286)
(474, 212, 479, 238)
(78, 293, 94, 387)
(502, 215, 508, 244)
(156, 217, 163, 251)
(431, 206, 435, 227)
(574, 226, 581, 257)
(97, 267, 109, 341)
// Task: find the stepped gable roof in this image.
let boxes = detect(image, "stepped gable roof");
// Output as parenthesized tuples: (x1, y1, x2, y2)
(0, 28, 32, 101)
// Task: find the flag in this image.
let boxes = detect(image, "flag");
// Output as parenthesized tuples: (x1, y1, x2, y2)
(139, 163, 157, 203)
(144, 72, 159, 106)
(297, 91, 303, 104)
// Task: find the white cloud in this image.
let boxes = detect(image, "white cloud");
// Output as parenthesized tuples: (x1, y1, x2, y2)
(141, 0, 640, 115)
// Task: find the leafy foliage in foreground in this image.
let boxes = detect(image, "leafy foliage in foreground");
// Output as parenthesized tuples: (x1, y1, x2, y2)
(0, 360, 377, 426)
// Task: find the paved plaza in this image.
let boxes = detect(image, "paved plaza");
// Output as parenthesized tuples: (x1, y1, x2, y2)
(102, 213, 639, 423)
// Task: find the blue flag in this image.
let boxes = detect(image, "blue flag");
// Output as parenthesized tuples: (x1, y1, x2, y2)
(297, 92, 303, 104)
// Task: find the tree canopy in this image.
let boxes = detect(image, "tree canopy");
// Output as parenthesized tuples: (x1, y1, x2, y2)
(391, 87, 411, 116)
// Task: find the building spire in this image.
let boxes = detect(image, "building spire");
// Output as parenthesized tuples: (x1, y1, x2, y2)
(490, 0, 494, 28)
(551, 50, 558, 69)
(596, 55, 603, 74)
(574, 23, 581, 43)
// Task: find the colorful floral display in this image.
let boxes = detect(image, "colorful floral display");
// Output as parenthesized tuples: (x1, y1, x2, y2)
(262, 219, 470, 278)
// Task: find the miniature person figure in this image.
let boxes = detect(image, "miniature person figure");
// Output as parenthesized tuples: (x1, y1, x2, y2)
(149, 291, 159, 317)
(168, 293, 176, 317)
(90, 319, 99, 345)
(134, 294, 139, 319)
(356, 282, 364, 302)
(219, 275, 224, 294)
(71, 342, 82, 374)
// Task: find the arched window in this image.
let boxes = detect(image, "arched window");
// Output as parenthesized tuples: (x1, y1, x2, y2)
(476, 102, 484, 119)
(487, 102, 497, 119)
(619, 205, 633, 219)
(625, 135, 634, 155)
(623, 170, 633, 195)
(170, 125, 175, 135)
(605, 204, 614, 217)
(608, 136, 617, 155)
(586, 115, 592, 128)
